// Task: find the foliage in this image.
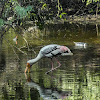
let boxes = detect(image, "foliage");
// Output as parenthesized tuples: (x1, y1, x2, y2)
(85, 0, 99, 5)
(41, 3, 47, 10)
(14, 6, 27, 19)
(26, 6, 33, 12)
(59, 12, 67, 19)
(0, 0, 100, 28)
(0, 19, 4, 27)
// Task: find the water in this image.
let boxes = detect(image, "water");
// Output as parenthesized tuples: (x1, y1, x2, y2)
(0, 23, 100, 100)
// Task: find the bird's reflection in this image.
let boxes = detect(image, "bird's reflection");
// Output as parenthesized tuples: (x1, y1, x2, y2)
(25, 73, 72, 100)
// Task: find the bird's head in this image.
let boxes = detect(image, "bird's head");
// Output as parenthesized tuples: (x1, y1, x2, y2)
(25, 55, 41, 73)
(25, 62, 32, 73)
(26, 63, 31, 68)
(26, 59, 34, 69)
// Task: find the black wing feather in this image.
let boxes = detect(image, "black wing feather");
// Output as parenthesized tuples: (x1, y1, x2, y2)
(42, 46, 58, 55)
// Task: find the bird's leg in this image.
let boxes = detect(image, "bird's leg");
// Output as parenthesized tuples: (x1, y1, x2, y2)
(53, 57, 61, 70)
(45, 58, 61, 74)
(51, 57, 61, 71)
(51, 58, 54, 70)
(45, 58, 54, 74)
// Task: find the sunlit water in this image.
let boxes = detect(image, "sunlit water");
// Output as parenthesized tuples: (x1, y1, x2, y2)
(0, 23, 100, 100)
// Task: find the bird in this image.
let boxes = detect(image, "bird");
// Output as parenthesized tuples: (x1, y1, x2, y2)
(74, 42, 87, 47)
(13, 36, 18, 44)
(25, 44, 73, 74)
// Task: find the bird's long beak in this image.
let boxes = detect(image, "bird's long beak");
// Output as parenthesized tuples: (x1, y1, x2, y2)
(25, 63, 31, 73)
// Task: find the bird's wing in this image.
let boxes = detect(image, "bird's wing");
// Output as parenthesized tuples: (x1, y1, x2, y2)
(41, 45, 60, 57)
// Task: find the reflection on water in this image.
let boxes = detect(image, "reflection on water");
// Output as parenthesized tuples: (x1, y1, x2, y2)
(0, 23, 100, 100)
(0, 44, 100, 100)
(25, 73, 72, 100)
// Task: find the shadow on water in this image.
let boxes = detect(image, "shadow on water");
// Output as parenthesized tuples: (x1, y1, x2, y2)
(0, 23, 100, 100)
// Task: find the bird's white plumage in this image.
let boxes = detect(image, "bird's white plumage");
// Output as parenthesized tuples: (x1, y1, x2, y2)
(40, 44, 61, 57)
(27, 44, 73, 65)
(74, 42, 87, 47)
(25, 44, 73, 73)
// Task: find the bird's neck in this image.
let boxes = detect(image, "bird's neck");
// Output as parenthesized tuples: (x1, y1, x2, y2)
(27, 54, 42, 65)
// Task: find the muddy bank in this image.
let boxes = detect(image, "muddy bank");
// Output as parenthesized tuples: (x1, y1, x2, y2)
(45, 14, 100, 25)
(67, 15, 100, 24)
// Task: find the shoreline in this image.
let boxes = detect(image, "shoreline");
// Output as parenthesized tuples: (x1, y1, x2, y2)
(45, 14, 100, 25)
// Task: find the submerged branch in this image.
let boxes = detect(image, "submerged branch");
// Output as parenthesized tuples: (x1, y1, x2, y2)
(23, 37, 30, 51)
(18, 26, 31, 51)
(13, 45, 27, 55)
(4, 39, 20, 60)
(18, 26, 39, 55)
(3, 36, 28, 61)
